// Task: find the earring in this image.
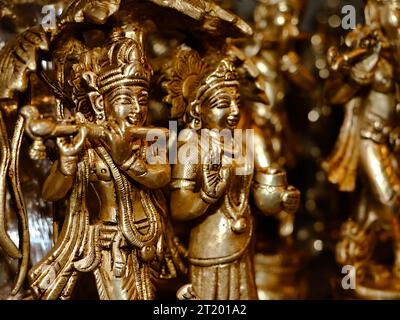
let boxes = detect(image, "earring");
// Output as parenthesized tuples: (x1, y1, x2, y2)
(189, 101, 201, 130)
(190, 116, 201, 131)
(87, 91, 106, 124)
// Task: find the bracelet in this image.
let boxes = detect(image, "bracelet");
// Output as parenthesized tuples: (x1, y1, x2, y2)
(120, 153, 138, 171)
(200, 189, 218, 205)
(121, 153, 148, 176)
(130, 159, 148, 176)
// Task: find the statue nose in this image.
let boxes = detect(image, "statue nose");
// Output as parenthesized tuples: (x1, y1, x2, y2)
(231, 101, 240, 115)
(131, 99, 140, 112)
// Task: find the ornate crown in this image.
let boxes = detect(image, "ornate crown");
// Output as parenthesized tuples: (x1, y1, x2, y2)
(70, 27, 152, 121)
(97, 28, 152, 95)
(196, 57, 239, 104)
(163, 46, 239, 120)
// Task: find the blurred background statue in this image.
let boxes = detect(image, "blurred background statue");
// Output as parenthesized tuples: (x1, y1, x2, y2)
(324, 0, 400, 299)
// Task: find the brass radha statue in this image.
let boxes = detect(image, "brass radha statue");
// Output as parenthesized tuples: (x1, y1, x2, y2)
(164, 47, 300, 300)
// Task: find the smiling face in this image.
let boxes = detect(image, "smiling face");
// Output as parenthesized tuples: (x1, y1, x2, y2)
(103, 85, 148, 129)
(201, 85, 240, 131)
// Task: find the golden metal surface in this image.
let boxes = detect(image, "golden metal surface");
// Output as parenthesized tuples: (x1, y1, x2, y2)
(324, 0, 400, 299)
(2, 0, 399, 301)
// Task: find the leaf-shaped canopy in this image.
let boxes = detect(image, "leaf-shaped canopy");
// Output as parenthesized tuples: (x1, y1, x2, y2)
(60, 0, 252, 37)
(61, 0, 121, 25)
(146, 0, 252, 37)
(0, 0, 251, 101)
(0, 26, 48, 100)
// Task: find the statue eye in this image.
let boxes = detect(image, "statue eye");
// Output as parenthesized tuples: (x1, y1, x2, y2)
(209, 93, 230, 109)
(110, 93, 133, 106)
(138, 95, 148, 106)
(138, 91, 149, 106)
(216, 99, 230, 109)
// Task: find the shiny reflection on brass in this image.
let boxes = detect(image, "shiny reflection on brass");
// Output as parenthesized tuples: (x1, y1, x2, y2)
(0, 0, 260, 300)
(224, 0, 309, 300)
(27, 26, 184, 300)
(164, 44, 300, 300)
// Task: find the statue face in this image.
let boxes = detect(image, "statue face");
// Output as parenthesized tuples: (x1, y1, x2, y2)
(201, 85, 240, 131)
(104, 85, 148, 128)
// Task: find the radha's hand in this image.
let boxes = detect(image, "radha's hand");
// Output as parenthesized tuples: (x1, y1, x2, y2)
(281, 185, 301, 214)
(200, 151, 231, 204)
